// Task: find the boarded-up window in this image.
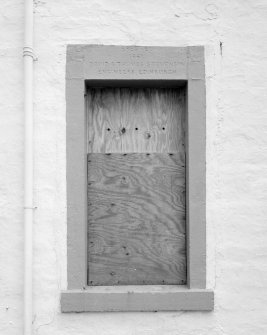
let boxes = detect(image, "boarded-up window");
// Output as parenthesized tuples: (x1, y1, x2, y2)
(87, 87, 186, 285)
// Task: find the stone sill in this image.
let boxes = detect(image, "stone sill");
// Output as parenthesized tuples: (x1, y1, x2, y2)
(61, 285, 214, 312)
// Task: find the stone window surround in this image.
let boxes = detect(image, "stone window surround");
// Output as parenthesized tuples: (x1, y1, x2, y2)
(61, 45, 214, 312)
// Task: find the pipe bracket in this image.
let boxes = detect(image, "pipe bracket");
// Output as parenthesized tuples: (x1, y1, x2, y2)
(23, 47, 38, 61)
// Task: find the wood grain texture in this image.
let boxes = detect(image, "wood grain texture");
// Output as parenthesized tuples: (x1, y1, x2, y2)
(87, 87, 185, 153)
(87, 153, 186, 285)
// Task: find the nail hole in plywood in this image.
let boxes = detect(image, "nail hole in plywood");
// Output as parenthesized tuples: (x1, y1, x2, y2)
(145, 132, 151, 139)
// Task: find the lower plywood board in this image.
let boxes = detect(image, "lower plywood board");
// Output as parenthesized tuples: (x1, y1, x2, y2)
(88, 153, 186, 285)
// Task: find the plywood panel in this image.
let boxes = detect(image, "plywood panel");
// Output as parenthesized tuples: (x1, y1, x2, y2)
(87, 88, 185, 153)
(87, 153, 186, 285)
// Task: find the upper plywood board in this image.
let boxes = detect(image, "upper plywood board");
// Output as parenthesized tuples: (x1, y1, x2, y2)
(87, 87, 185, 153)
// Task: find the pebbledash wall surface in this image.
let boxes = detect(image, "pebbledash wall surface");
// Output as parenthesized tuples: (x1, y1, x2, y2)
(1, 0, 267, 334)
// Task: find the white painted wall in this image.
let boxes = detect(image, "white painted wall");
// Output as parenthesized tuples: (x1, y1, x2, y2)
(1, 0, 267, 334)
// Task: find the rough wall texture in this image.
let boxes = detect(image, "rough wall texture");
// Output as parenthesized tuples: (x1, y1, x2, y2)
(1, 0, 267, 334)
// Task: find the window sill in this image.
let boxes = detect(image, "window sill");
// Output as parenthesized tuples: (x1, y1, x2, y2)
(61, 285, 214, 312)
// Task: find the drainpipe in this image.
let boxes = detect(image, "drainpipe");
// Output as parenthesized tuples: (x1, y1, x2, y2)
(23, 0, 34, 334)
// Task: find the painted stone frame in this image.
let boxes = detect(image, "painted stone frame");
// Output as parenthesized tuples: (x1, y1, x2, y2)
(61, 45, 214, 312)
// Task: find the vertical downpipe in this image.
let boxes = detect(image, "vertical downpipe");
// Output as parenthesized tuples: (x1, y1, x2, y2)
(23, 0, 34, 334)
